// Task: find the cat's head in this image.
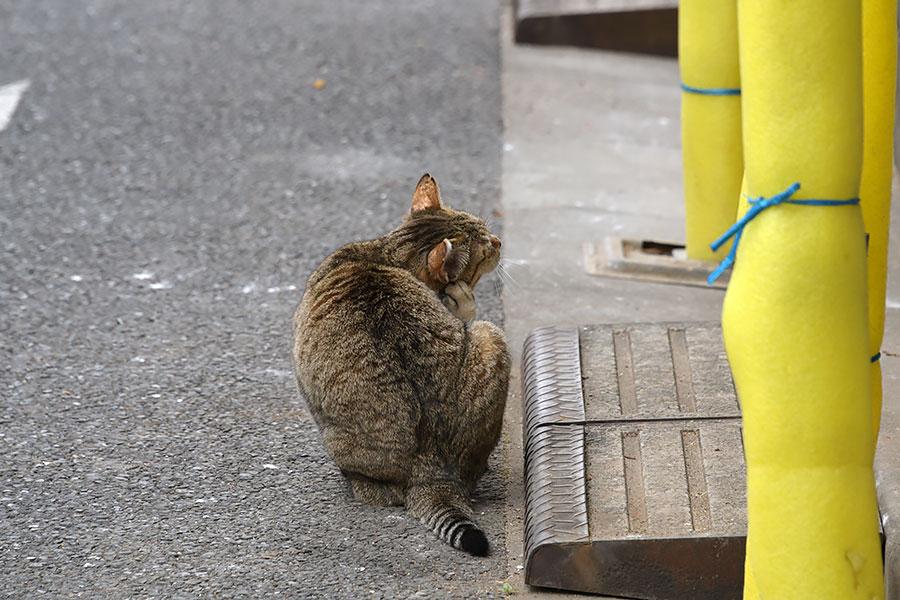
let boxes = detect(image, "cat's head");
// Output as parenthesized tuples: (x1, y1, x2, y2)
(399, 173, 501, 293)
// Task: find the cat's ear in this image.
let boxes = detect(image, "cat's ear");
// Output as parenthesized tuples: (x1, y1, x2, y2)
(411, 173, 442, 213)
(426, 238, 465, 284)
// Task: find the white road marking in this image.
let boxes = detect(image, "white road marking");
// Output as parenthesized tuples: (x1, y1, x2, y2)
(0, 80, 30, 132)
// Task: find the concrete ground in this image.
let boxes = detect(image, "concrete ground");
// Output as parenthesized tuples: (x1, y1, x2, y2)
(498, 3, 900, 598)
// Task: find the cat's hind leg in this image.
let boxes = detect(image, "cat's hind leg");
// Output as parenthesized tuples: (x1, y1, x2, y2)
(341, 470, 405, 506)
(454, 320, 511, 493)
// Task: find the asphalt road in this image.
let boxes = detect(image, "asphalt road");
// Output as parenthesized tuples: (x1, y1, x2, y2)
(0, 1, 505, 598)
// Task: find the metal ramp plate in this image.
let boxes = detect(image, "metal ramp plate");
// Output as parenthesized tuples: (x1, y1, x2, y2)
(522, 323, 746, 599)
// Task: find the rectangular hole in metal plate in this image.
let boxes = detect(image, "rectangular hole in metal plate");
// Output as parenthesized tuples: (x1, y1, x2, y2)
(583, 237, 730, 289)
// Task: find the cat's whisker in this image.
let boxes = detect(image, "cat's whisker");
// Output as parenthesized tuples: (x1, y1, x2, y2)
(494, 272, 521, 300)
(495, 263, 509, 281)
(498, 259, 528, 286)
(500, 257, 528, 267)
(497, 261, 517, 282)
(496, 263, 523, 291)
(504, 273, 523, 293)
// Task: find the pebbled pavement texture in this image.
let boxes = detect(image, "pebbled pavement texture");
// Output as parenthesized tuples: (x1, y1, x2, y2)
(0, 1, 506, 598)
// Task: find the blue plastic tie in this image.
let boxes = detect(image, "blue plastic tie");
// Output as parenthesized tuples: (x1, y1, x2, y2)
(681, 82, 741, 96)
(707, 182, 860, 285)
(871, 352, 882, 363)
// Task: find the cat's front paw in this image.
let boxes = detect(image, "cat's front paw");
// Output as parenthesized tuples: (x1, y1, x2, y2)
(440, 281, 477, 323)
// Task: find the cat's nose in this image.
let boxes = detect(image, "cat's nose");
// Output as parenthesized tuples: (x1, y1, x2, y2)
(490, 236, 501, 249)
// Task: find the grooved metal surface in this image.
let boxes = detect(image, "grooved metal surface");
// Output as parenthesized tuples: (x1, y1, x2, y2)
(681, 429, 712, 532)
(583, 323, 741, 421)
(521, 326, 589, 565)
(522, 326, 586, 438)
(669, 329, 697, 412)
(614, 331, 638, 415)
(622, 430, 648, 533)
(522, 322, 746, 599)
(523, 426, 590, 556)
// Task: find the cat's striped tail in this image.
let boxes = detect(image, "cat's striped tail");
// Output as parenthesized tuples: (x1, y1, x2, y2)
(406, 481, 489, 556)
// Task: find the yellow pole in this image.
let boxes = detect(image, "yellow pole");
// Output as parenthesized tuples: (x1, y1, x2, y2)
(725, 0, 883, 598)
(679, 0, 742, 261)
(861, 0, 898, 439)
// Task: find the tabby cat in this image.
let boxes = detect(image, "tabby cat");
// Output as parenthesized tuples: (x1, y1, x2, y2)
(292, 174, 510, 556)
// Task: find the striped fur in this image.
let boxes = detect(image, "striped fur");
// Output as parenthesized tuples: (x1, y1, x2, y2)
(407, 482, 489, 556)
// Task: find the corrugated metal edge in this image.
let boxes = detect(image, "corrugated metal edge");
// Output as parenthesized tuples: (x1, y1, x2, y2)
(522, 326, 590, 575)
(523, 425, 590, 568)
(522, 326, 586, 438)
